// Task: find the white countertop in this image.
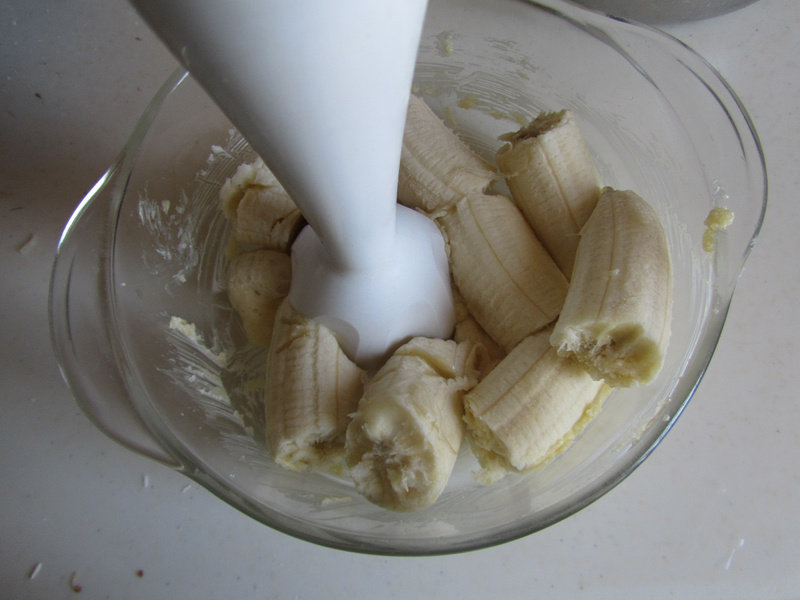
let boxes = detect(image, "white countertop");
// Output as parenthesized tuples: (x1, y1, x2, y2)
(2, 1, 798, 598)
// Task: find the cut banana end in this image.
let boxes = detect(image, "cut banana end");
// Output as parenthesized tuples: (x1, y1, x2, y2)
(464, 328, 611, 481)
(398, 94, 497, 214)
(496, 110, 602, 277)
(265, 299, 366, 474)
(550, 188, 673, 387)
(227, 249, 292, 347)
(437, 193, 569, 353)
(345, 338, 480, 511)
(219, 157, 304, 251)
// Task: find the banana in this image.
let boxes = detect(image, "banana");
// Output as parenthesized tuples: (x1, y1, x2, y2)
(227, 249, 292, 347)
(345, 337, 480, 511)
(437, 193, 569, 352)
(464, 327, 610, 479)
(220, 157, 281, 218)
(550, 188, 672, 387)
(231, 187, 304, 250)
(265, 299, 366, 473)
(452, 293, 506, 379)
(398, 94, 497, 214)
(220, 157, 304, 250)
(495, 110, 602, 277)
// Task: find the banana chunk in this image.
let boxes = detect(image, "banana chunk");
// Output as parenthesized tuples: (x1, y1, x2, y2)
(496, 110, 602, 277)
(220, 157, 304, 250)
(437, 194, 569, 352)
(464, 328, 610, 477)
(227, 249, 291, 346)
(398, 94, 496, 214)
(345, 338, 479, 511)
(231, 187, 304, 250)
(550, 188, 672, 386)
(452, 294, 506, 379)
(219, 157, 280, 217)
(265, 299, 366, 473)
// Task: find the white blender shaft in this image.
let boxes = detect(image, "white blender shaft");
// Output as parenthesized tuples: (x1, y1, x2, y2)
(130, 0, 454, 368)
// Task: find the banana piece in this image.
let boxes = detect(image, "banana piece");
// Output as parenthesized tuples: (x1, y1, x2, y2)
(452, 293, 506, 379)
(496, 110, 602, 277)
(437, 194, 569, 352)
(550, 188, 672, 387)
(398, 94, 497, 214)
(232, 187, 304, 250)
(345, 337, 479, 511)
(220, 157, 304, 250)
(265, 299, 366, 473)
(464, 327, 610, 479)
(220, 157, 281, 217)
(227, 249, 292, 347)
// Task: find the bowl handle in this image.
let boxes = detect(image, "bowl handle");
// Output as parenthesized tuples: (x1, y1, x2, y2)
(48, 70, 186, 468)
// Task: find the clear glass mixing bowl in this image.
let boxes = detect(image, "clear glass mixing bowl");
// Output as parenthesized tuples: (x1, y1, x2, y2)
(49, 0, 766, 555)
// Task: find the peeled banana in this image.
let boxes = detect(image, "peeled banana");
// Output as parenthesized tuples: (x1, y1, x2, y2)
(437, 193, 569, 352)
(265, 299, 366, 473)
(345, 337, 479, 511)
(496, 110, 602, 277)
(550, 188, 672, 387)
(220, 157, 280, 217)
(452, 293, 506, 379)
(464, 327, 610, 479)
(227, 249, 292, 346)
(220, 157, 304, 250)
(398, 94, 497, 214)
(231, 187, 304, 250)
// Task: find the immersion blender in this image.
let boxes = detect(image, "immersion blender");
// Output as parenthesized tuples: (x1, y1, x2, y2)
(129, 0, 454, 369)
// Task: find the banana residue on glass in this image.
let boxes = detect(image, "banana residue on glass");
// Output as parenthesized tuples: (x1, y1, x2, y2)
(164, 315, 237, 424)
(136, 128, 273, 468)
(164, 314, 271, 463)
(702, 207, 734, 252)
(137, 191, 196, 284)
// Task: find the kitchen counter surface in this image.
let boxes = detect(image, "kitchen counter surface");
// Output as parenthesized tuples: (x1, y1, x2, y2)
(2, 1, 798, 598)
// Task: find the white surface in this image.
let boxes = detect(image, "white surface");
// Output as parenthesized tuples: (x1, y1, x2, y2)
(1, 0, 798, 598)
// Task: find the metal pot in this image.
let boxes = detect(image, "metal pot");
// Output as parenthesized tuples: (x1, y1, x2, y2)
(570, 0, 759, 23)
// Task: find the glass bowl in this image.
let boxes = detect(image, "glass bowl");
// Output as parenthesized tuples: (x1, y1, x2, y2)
(49, 0, 766, 555)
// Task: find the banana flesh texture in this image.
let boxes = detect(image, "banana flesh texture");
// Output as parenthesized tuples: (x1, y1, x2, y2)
(496, 110, 601, 277)
(220, 157, 304, 251)
(219, 157, 280, 217)
(464, 327, 610, 480)
(550, 188, 672, 387)
(233, 187, 304, 250)
(265, 299, 366, 473)
(398, 94, 497, 214)
(437, 193, 569, 352)
(227, 249, 291, 347)
(452, 293, 506, 379)
(345, 337, 479, 511)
